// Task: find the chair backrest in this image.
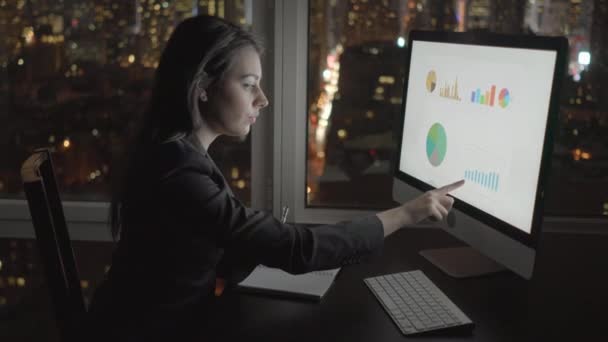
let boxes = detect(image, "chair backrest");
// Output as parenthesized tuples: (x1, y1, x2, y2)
(21, 149, 86, 342)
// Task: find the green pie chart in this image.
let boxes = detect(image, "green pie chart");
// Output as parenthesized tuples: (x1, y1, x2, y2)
(426, 123, 447, 167)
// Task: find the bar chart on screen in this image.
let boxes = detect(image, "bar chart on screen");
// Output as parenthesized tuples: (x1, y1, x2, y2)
(453, 143, 511, 202)
(470, 84, 511, 108)
(464, 169, 500, 192)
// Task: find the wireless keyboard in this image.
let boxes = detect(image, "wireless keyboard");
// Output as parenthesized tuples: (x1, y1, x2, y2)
(364, 270, 474, 336)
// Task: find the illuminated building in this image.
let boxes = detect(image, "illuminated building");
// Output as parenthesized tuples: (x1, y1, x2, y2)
(490, 0, 526, 33)
(590, 0, 608, 110)
(341, 0, 401, 47)
(466, 0, 491, 30)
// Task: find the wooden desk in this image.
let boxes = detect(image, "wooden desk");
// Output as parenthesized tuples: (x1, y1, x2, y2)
(205, 228, 608, 341)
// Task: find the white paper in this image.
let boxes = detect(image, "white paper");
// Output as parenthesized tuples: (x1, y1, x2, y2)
(238, 265, 341, 300)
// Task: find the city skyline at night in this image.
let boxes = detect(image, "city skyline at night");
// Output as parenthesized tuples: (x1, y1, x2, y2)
(0, 0, 252, 202)
(306, 0, 607, 216)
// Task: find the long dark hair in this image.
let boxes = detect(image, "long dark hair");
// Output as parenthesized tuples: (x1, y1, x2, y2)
(109, 15, 262, 241)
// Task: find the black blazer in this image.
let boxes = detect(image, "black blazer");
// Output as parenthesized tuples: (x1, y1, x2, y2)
(87, 134, 384, 340)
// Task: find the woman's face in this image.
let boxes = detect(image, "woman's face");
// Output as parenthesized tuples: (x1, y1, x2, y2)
(204, 46, 269, 137)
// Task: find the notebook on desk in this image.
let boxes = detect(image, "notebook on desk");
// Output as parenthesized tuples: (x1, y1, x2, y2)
(237, 265, 341, 301)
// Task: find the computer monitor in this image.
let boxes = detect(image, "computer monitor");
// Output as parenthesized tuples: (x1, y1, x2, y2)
(393, 30, 567, 279)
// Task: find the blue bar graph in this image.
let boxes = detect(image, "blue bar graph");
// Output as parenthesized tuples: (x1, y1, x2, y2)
(464, 169, 499, 192)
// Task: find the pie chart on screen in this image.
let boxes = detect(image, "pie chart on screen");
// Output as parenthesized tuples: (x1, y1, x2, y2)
(426, 123, 447, 167)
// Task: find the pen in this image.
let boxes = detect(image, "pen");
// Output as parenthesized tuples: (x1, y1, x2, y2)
(280, 205, 289, 224)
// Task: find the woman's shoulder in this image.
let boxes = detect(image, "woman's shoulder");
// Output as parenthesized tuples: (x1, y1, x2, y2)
(146, 136, 213, 180)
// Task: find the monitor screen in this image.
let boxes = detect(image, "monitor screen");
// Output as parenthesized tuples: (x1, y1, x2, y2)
(398, 39, 558, 235)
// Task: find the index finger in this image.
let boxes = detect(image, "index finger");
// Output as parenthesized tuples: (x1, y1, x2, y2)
(435, 179, 465, 195)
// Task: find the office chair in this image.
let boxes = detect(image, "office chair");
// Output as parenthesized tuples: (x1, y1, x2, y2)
(21, 148, 86, 342)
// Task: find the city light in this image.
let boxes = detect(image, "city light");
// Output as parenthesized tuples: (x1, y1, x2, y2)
(128, 54, 136, 64)
(63, 138, 71, 149)
(389, 97, 401, 104)
(16, 277, 25, 287)
(396, 36, 406, 48)
(337, 129, 348, 139)
(322, 69, 331, 81)
(378, 75, 395, 84)
(40, 35, 65, 44)
(313, 45, 343, 147)
(578, 51, 591, 66)
(236, 180, 246, 189)
(23, 26, 34, 45)
(573, 148, 592, 161)
(17, 58, 24, 66)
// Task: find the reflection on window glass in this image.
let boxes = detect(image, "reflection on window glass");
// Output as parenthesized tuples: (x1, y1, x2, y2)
(307, 0, 607, 216)
(0, 1, 253, 205)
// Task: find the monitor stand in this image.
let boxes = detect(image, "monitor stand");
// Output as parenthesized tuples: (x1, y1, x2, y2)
(420, 247, 506, 278)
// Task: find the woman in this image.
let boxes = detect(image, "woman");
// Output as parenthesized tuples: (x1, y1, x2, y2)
(86, 15, 464, 341)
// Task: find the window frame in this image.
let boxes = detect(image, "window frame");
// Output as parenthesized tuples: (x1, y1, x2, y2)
(272, 0, 377, 226)
(272, 0, 608, 234)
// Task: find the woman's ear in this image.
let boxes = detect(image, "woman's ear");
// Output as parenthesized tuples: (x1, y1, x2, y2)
(195, 70, 212, 103)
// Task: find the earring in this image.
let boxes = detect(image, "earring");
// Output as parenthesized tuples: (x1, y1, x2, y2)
(200, 92, 208, 102)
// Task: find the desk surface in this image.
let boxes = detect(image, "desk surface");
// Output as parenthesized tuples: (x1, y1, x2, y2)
(207, 228, 608, 341)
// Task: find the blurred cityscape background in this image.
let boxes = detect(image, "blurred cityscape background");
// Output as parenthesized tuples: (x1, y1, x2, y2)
(307, 0, 608, 216)
(0, 1, 607, 337)
(0, 0, 253, 203)
(0, 0, 606, 215)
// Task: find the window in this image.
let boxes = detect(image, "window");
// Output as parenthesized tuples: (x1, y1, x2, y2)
(305, 0, 608, 217)
(0, 0, 254, 205)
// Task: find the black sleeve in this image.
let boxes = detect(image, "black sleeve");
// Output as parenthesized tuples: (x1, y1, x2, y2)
(160, 167, 384, 275)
